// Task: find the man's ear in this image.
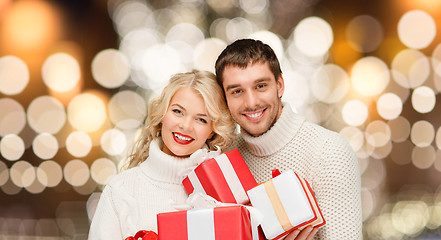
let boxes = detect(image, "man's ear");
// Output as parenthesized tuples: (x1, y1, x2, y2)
(277, 74, 285, 98)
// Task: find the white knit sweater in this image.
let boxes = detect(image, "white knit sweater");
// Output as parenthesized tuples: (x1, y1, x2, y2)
(231, 103, 362, 239)
(88, 139, 199, 240)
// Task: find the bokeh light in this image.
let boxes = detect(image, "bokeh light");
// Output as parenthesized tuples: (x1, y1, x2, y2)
(67, 93, 107, 133)
(37, 160, 63, 187)
(65, 131, 92, 158)
(365, 120, 391, 148)
(351, 56, 390, 97)
(0, 55, 29, 95)
(0, 98, 26, 136)
(32, 133, 59, 160)
(340, 126, 364, 152)
(63, 159, 90, 187)
(0, 134, 25, 161)
(391, 49, 430, 89)
(293, 17, 333, 57)
(90, 158, 117, 185)
(411, 86, 436, 113)
(310, 64, 350, 103)
(27, 96, 66, 134)
(346, 15, 383, 53)
(10, 160, 35, 188)
(193, 38, 227, 73)
(342, 100, 368, 126)
(100, 129, 127, 156)
(412, 146, 436, 169)
(91, 49, 130, 89)
(42, 53, 81, 92)
(388, 116, 411, 143)
(411, 120, 435, 147)
(392, 201, 429, 235)
(377, 93, 403, 120)
(108, 90, 146, 129)
(437, 127, 441, 150)
(0, 0, 61, 51)
(398, 10, 436, 49)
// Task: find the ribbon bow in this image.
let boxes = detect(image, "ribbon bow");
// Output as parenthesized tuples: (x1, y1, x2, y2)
(178, 146, 222, 179)
(125, 230, 158, 240)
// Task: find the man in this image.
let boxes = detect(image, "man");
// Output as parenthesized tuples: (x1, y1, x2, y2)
(215, 39, 362, 240)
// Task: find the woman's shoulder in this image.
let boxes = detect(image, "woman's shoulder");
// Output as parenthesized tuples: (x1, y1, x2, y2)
(104, 166, 141, 190)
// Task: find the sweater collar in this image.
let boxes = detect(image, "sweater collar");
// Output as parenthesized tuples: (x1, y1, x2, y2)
(139, 139, 200, 184)
(240, 103, 305, 156)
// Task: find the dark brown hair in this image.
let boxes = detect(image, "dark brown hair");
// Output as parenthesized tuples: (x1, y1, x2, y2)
(215, 39, 282, 87)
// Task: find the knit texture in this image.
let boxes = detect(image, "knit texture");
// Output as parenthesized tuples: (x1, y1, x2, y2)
(231, 103, 362, 239)
(88, 139, 199, 240)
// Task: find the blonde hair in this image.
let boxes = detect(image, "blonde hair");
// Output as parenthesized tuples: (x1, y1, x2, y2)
(124, 70, 236, 169)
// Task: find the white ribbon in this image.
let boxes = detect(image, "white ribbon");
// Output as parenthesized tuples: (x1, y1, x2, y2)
(171, 193, 263, 240)
(178, 146, 222, 179)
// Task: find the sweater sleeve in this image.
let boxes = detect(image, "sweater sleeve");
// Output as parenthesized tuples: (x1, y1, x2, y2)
(88, 185, 123, 240)
(314, 133, 362, 240)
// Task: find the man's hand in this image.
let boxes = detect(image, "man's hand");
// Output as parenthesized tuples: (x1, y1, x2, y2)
(284, 226, 319, 240)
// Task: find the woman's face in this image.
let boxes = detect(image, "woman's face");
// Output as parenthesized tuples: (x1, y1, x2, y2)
(161, 87, 214, 158)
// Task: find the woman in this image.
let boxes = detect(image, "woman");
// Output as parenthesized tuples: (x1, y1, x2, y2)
(88, 70, 236, 239)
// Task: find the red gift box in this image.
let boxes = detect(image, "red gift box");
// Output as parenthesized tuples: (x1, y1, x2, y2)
(157, 205, 263, 240)
(182, 149, 257, 205)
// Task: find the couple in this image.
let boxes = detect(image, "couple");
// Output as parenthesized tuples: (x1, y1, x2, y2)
(88, 39, 362, 240)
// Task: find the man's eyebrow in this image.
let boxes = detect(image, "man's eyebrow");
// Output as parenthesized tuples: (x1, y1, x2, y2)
(225, 78, 271, 91)
(225, 84, 241, 92)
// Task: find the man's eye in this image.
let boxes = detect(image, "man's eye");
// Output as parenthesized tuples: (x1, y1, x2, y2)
(257, 84, 265, 89)
(232, 89, 242, 94)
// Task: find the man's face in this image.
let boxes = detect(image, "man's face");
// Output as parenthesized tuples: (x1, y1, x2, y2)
(222, 62, 284, 137)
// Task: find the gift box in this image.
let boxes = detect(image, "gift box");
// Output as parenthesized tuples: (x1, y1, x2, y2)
(157, 205, 263, 240)
(182, 149, 257, 205)
(247, 170, 325, 240)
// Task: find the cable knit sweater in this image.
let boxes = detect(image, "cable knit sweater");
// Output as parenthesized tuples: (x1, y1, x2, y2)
(88, 139, 199, 240)
(230, 103, 362, 239)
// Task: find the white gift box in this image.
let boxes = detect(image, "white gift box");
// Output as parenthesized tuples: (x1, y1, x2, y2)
(247, 170, 325, 240)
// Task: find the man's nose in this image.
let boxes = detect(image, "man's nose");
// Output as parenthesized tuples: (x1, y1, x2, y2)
(243, 90, 258, 108)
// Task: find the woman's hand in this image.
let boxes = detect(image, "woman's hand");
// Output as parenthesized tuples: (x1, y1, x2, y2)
(284, 226, 319, 240)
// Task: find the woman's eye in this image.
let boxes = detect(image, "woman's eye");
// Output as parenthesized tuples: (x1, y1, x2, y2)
(197, 118, 208, 124)
(172, 109, 182, 114)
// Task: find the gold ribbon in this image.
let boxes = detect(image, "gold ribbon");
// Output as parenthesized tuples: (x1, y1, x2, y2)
(264, 180, 293, 232)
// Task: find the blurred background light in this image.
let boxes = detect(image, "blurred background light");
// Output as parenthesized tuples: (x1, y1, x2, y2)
(65, 131, 92, 158)
(10, 160, 35, 188)
(91, 49, 130, 89)
(0, 56, 29, 95)
(412, 145, 436, 169)
(32, 133, 58, 160)
(388, 116, 411, 143)
(0, 0, 61, 52)
(411, 120, 435, 147)
(339, 126, 364, 152)
(67, 93, 107, 133)
(0, 134, 25, 161)
(293, 17, 333, 57)
(346, 15, 383, 53)
(411, 86, 436, 113)
(398, 10, 436, 49)
(100, 129, 127, 156)
(27, 96, 66, 134)
(365, 120, 391, 148)
(90, 158, 117, 185)
(377, 93, 402, 120)
(42, 53, 81, 92)
(351, 57, 390, 97)
(37, 160, 63, 188)
(391, 49, 430, 89)
(108, 90, 146, 130)
(310, 64, 350, 103)
(193, 38, 227, 73)
(342, 100, 368, 126)
(0, 98, 26, 136)
(63, 160, 90, 187)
